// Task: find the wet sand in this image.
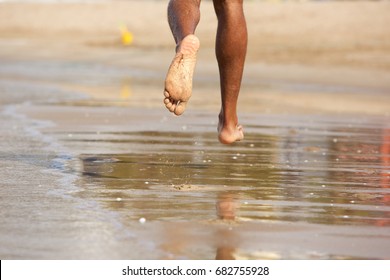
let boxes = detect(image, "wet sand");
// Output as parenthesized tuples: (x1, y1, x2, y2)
(1, 1, 390, 259)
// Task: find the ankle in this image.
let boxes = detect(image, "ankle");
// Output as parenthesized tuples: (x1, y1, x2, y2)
(218, 112, 238, 130)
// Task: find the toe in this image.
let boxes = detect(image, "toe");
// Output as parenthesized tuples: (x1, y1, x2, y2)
(165, 101, 173, 109)
(174, 102, 187, 116)
(169, 104, 176, 112)
(237, 125, 244, 141)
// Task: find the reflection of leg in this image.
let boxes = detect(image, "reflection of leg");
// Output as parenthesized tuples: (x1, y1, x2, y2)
(216, 247, 235, 260)
(376, 129, 390, 227)
(381, 129, 390, 191)
(216, 193, 237, 220)
(213, 0, 247, 144)
(215, 193, 238, 259)
(164, 0, 201, 116)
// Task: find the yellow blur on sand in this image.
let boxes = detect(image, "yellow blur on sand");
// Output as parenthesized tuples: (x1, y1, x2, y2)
(119, 25, 133, 46)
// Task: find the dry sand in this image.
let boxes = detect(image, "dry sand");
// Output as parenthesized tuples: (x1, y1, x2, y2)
(0, 1, 390, 116)
(1, 1, 389, 69)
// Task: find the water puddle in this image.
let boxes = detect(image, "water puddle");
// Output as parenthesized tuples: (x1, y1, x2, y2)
(61, 116, 390, 259)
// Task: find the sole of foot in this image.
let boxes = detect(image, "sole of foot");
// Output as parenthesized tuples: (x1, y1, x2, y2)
(164, 34, 200, 116)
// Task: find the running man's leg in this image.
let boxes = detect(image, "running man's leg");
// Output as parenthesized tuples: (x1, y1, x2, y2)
(164, 0, 201, 116)
(213, 0, 247, 144)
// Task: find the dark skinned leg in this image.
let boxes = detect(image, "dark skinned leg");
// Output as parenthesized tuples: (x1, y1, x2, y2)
(213, 0, 247, 144)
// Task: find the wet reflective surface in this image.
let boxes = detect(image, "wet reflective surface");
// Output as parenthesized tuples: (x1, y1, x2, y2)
(59, 114, 390, 259)
(1, 59, 389, 259)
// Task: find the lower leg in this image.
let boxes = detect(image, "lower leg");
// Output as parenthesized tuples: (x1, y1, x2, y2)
(168, 0, 201, 46)
(164, 0, 201, 115)
(213, 0, 247, 144)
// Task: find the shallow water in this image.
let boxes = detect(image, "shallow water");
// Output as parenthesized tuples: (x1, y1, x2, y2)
(55, 111, 390, 259)
(1, 57, 389, 259)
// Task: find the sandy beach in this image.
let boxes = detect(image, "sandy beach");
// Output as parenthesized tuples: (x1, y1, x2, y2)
(0, 1, 390, 259)
(1, 1, 390, 113)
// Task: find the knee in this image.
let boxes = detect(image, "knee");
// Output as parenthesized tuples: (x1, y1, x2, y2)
(213, 0, 244, 17)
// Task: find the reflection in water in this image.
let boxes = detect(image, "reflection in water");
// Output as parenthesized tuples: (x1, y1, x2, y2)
(120, 79, 132, 100)
(215, 193, 239, 260)
(70, 119, 390, 259)
(379, 129, 390, 226)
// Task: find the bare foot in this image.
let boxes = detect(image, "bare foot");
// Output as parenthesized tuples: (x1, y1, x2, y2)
(218, 115, 244, 144)
(164, 34, 200, 115)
